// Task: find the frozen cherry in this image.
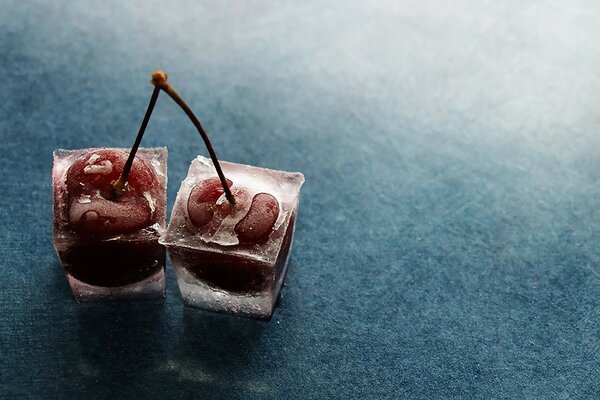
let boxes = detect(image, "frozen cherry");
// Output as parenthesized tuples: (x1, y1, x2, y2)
(187, 177, 280, 243)
(66, 149, 157, 235)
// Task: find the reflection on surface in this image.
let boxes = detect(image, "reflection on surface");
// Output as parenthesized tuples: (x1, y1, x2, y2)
(162, 309, 272, 395)
(74, 301, 167, 396)
(48, 262, 278, 397)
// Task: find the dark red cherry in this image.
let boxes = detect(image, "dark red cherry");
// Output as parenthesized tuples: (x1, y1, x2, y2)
(235, 193, 279, 242)
(187, 177, 233, 227)
(66, 149, 157, 235)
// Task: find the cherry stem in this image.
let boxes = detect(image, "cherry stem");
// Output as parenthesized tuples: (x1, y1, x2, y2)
(111, 85, 161, 199)
(151, 70, 235, 205)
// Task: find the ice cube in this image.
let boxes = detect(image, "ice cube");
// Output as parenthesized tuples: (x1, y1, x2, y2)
(52, 147, 168, 302)
(161, 156, 304, 320)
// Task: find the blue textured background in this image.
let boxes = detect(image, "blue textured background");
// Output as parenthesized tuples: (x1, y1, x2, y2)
(2, 1, 600, 398)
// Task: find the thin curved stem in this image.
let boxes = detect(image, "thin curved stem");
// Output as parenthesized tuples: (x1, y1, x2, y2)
(152, 71, 235, 204)
(112, 85, 161, 199)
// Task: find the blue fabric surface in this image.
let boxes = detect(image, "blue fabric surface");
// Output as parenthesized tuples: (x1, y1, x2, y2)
(2, 1, 600, 398)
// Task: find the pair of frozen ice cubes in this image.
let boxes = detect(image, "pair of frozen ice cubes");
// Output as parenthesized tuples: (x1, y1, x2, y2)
(52, 147, 304, 320)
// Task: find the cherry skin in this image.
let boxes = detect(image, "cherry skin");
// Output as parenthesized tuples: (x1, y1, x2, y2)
(66, 149, 157, 235)
(187, 177, 280, 242)
(235, 193, 279, 242)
